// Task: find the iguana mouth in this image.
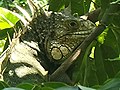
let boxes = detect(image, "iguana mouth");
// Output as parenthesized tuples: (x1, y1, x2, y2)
(72, 30, 93, 35)
(57, 30, 92, 39)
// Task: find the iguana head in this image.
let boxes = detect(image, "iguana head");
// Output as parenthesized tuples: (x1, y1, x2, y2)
(44, 13, 95, 63)
(19, 0, 95, 63)
(28, 13, 95, 63)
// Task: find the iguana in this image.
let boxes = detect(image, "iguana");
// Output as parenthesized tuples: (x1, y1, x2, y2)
(0, 0, 96, 86)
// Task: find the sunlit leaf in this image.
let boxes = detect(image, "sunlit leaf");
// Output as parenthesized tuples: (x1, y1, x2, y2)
(0, 7, 19, 29)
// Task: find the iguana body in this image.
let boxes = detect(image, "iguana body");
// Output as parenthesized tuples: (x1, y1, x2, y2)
(0, 0, 95, 86)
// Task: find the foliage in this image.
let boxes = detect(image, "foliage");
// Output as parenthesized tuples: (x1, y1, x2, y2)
(0, 0, 120, 90)
(0, 81, 96, 90)
(0, 7, 19, 53)
(0, 0, 27, 11)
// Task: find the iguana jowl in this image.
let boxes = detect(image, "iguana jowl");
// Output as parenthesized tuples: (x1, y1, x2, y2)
(0, 0, 95, 86)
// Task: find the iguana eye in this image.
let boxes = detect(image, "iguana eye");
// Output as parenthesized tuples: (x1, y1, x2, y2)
(66, 20, 79, 29)
(69, 20, 78, 27)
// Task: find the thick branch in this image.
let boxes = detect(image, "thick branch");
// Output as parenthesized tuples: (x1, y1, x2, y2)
(86, 8, 101, 23)
(50, 3, 119, 81)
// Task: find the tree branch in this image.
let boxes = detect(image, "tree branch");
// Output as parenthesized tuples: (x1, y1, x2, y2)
(86, 8, 101, 23)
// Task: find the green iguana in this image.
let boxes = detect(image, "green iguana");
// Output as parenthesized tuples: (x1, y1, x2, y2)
(0, 0, 95, 86)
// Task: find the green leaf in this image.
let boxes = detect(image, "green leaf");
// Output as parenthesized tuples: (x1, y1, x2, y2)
(78, 85, 96, 90)
(111, 0, 120, 4)
(71, 0, 84, 15)
(94, 44, 108, 84)
(112, 13, 120, 27)
(32, 85, 41, 90)
(95, 27, 120, 81)
(102, 29, 119, 59)
(0, 39, 6, 54)
(71, 0, 91, 15)
(56, 86, 78, 90)
(99, 78, 120, 90)
(101, 0, 110, 10)
(41, 87, 54, 90)
(3, 87, 25, 90)
(0, 28, 14, 40)
(0, 7, 19, 29)
(94, 0, 101, 8)
(101, 28, 120, 76)
(0, 81, 9, 90)
(107, 57, 120, 61)
(83, 0, 91, 13)
(17, 83, 34, 90)
(97, 28, 108, 44)
(42, 82, 68, 89)
(48, 0, 64, 11)
(72, 41, 99, 86)
(49, 0, 91, 15)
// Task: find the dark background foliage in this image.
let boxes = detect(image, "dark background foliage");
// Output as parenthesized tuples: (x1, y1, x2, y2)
(0, 0, 120, 90)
